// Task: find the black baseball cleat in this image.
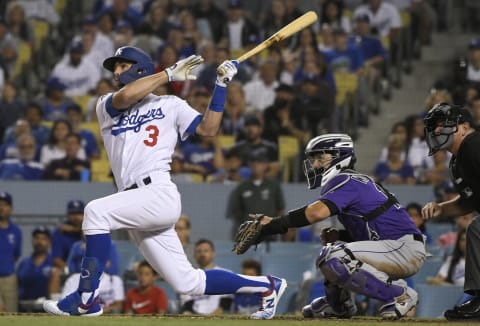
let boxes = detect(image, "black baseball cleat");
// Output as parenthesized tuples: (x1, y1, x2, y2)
(444, 296, 480, 320)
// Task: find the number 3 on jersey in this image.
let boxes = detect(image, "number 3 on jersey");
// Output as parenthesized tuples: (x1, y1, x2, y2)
(144, 125, 159, 146)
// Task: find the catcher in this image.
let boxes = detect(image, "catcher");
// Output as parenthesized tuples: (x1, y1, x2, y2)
(233, 134, 427, 319)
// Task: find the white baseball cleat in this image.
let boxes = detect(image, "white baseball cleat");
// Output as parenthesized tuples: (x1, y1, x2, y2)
(251, 276, 287, 320)
(43, 291, 103, 317)
(379, 286, 418, 320)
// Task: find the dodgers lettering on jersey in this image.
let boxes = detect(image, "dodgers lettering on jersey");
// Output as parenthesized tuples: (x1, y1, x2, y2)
(96, 93, 201, 190)
(319, 171, 420, 241)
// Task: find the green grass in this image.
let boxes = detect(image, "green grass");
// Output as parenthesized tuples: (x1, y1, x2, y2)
(1, 314, 479, 326)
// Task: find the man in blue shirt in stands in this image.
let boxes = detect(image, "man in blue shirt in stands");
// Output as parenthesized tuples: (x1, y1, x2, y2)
(0, 192, 22, 312)
(17, 226, 53, 311)
(51, 200, 85, 270)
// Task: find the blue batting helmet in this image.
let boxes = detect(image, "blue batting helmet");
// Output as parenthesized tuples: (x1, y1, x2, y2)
(103, 46, 155, 85)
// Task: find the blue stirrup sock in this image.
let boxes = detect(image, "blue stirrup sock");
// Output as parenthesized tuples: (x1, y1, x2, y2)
(78, 234, 111, 295)
(204, 269, 271, 294)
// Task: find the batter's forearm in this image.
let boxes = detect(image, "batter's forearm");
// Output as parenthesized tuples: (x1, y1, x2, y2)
(112, 71, 169, 109)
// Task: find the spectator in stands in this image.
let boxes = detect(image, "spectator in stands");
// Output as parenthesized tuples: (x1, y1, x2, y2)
(23, 103, 50, 146)
(39, 119, 87, 166)
(192, 0, 226, 44)
(124, 260, 168, 315)
(0, 16, 20, 76)
(419, 149, 449, 186)
(318, 23, 335, 53)
(263, 83, 307, 145)
(243, 60, 279, 113)
(424, 88, 453, 112)
(291, 26, 319, 60)
(320, 0, 351, 33)
(379, 121, 408, 162)
(0, 81, 24, 143)
(61, 260, 124, 314)
(48, 200, 85, 298)
(17, 226, 52, 311)
(179, 9, 204, 51)
(324, 28, 364, 75)
(468, 95, 480, 130)
(5, 2, 35, 49)
(0, 134, 43, 180)
(112, 19, 136, 49)
(1, 118, 31, 158)
(438, 213, 474, 253)
(284, 0, 303, 22)
(138, 2, 173, 41)
(221, 0, 259, 54)
(175, 214, 195, 266)
(220, 81, 249, 138)
(0, 191, 21, 312)
(50, 40, 101, 98)
(227, 149, 287, 240)
(262, 0, 288, 40)
(233, 259, 262, 314)
(36, 77, 76, 121)
(406, 202, 432, 244)
(97, 11, 115, 40)
(427, 229, 467, 287)
(180, 239, 233, 315)
(353, 0, 402, 40)
(405, 114, 434, 180)
(373, 133, 415, 185)
(188, 86, 211, 114)
(65, 104, 100, 160)
(466, 39, 480, 84)
(350, 13, 387, 113)
(96, 0, 143, 30)
(85, 78, 114, 122)
(42, 133, 91, 181)
(78, 15, 114, 72)
(294, 75, 335, 136)
(15, 0, 59, 26)
(180, 134, 224, 181)
(51, 200, 85, 270)
(211, 147, 251, 184)
(230, 115, 280, 177)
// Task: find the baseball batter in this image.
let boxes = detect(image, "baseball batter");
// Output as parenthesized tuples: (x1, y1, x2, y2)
(251, 134, 427, 319)
(43, 46, 286, 319)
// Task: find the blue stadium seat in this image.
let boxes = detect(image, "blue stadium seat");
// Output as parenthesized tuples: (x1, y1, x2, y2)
(416, 284, 464, 318)
(215, 254, 249, 273)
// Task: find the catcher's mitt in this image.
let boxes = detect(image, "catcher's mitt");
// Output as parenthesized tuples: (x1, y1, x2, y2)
(232, 214, 265, 255)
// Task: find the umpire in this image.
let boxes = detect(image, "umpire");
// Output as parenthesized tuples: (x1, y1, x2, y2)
(422, 103, 480, 320)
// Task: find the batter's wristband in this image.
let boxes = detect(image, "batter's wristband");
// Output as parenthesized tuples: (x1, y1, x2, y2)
(208, 84, 226, 112)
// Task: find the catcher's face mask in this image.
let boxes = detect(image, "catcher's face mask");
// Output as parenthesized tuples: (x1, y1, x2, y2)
(303, 134, 355, 189)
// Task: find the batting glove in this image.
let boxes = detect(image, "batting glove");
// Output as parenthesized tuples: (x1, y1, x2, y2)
(216, 60, 238, 87)
(165, 55, 204, 82)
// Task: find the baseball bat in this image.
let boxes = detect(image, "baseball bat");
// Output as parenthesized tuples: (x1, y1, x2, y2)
(218, 11, 318, 77)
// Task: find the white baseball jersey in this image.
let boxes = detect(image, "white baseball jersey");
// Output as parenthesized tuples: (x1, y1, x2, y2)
(96, 93, 201, 190)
